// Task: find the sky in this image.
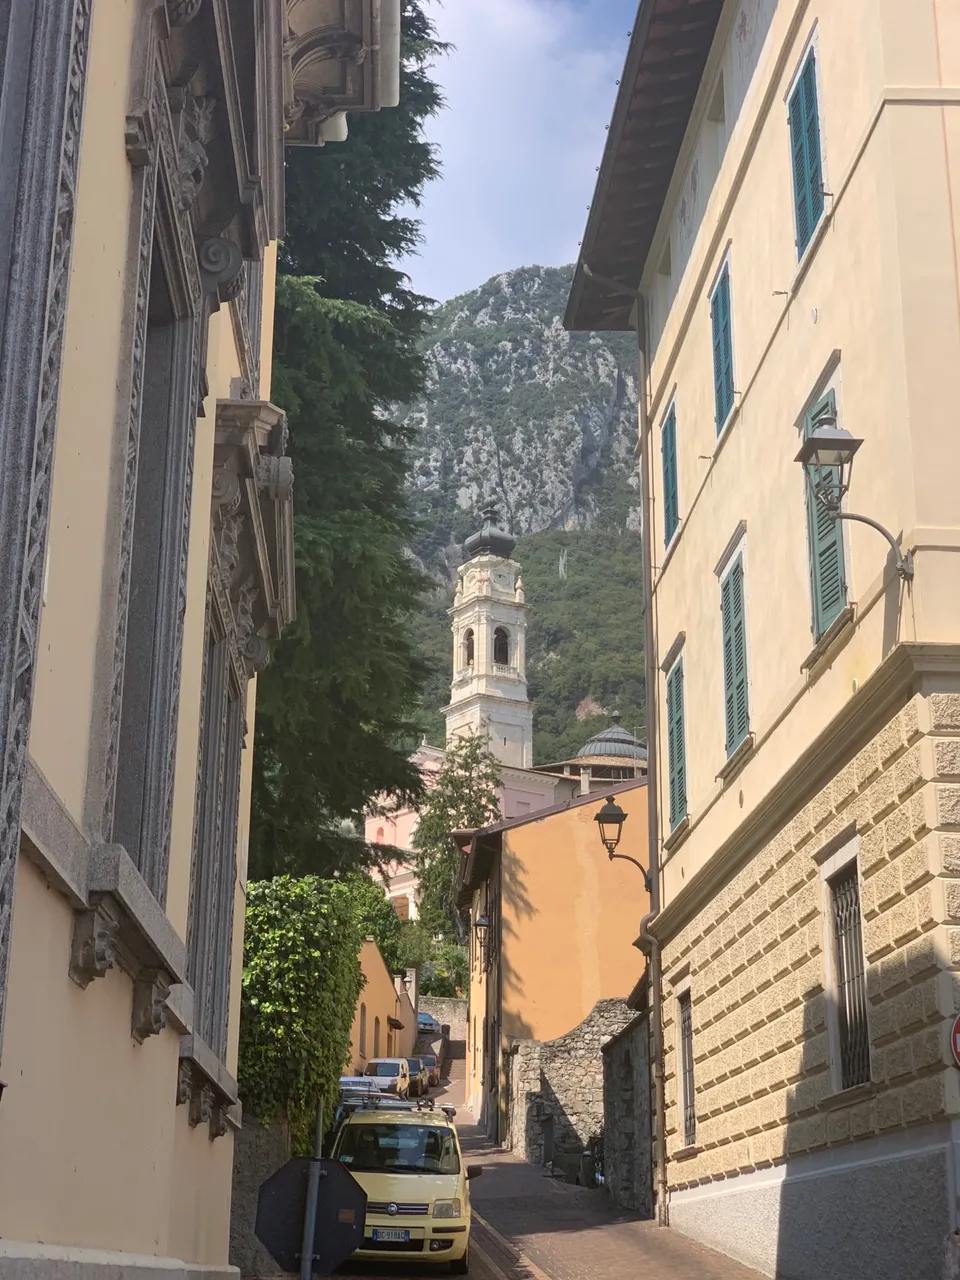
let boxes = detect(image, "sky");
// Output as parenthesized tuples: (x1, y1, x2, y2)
(400, 0, 638, 305)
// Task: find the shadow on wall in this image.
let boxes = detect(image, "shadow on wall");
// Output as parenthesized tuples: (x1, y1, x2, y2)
(602, 1014, 653, 1217)
(672, 975, 951, 1278)
(771, 990, 951, 1279)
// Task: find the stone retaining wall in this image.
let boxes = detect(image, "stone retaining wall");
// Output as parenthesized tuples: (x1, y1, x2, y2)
(420, 996, 468, 1039)
(230, 1115, 291, 1278)
(506, 998, 634, 1167)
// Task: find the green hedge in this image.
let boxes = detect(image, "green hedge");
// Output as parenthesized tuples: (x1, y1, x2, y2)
(238, 876, 366, 1147)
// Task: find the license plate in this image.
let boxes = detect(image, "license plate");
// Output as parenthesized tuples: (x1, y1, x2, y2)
(371, 1229, 410, 1243)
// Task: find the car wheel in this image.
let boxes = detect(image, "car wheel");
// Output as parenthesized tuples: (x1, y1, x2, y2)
(449, 1246, 470, 1274)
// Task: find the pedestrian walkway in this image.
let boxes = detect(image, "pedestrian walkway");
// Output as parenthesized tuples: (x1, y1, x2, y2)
(461, 1124, 766, 1280)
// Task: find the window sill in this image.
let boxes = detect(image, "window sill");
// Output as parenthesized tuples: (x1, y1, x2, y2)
(663, 816, 691, 856)
(817, 1081, 876, 1112)
(801, 604, 856, 676)
(673, 1144, 703, 1162)
(716, 733, 755, 785)
(179, 1032, 240, 1140)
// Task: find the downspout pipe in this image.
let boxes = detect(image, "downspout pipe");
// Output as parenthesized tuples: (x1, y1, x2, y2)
(583, 264, 667, 1225)
(636, 340, 668, 1229)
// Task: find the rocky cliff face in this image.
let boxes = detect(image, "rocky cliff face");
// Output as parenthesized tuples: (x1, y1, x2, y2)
(402, 264, 640, 575)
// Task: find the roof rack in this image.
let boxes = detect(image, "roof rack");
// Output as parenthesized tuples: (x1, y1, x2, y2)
(339, 1093, 457, 1120)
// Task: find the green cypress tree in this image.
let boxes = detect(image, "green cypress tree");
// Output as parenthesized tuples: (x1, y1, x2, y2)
(249, 3, 447, 879)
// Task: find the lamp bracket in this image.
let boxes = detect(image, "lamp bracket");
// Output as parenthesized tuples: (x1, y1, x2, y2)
(816, 495, 914, 581)
(607, 850, 651, 893)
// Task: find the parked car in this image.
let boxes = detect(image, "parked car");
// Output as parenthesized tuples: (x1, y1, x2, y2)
(333, 1101, 482, 1272)
(419, 1053, 441, 1087)
(363, 1058, 410, 1097)
(405, 1056, 429, 1097)
(418, 1010, 442, 1037)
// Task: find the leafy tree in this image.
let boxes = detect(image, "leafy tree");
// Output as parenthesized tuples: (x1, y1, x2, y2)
(420, 941, 468, 998)
(345, 871, 403, 974)
(249, 2, 447, 879)
(412, 733, 502, 941)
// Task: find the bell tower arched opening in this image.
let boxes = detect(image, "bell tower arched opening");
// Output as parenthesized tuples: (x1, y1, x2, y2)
(493, 626, 509, 666)
(463, 628, 475, 667)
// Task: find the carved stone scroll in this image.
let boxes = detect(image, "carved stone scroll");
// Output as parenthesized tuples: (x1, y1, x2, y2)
(68, 898, 122, 988)
(132, 967, 172, 1044)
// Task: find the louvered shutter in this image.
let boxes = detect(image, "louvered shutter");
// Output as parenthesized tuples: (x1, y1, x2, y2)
(721, 571, 736, 752)
(667, 661, 687, 828)
(789, 82, 810, 251)
(802, 53, 824, 233)
(789, 49, 824, 256)
(662, 406, 679, 544)
(730, 559, 749, 745)
(722, 556, 749, 755)
(804, 390, 846, 636)
(712, 267, 734, 430)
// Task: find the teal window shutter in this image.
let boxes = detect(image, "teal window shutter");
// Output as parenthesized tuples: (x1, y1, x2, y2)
(667, 660, 687, 829)
(721, 556, 749, 755)
(789, 48, 824, 256)
(662, 405, 679, 545)
(711, 266, 734, 431)
(804, 389, 846, 637)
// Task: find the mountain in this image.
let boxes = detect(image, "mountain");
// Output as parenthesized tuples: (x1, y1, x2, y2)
(404, 264, 646, 761)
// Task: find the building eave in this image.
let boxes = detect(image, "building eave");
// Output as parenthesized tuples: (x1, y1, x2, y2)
(564, 0, 724, 333)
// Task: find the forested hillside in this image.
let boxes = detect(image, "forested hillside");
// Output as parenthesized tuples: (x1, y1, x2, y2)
(404, 264, 645, 759)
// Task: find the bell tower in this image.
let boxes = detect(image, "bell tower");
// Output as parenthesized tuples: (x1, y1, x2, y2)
(443, 507, 533, 769)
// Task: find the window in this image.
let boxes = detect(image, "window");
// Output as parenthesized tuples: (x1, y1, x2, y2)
(710, 263, 734, 430)
(678, 992, 696, 1147)
(829, 862, 871, 1089)
(666, 659, 687, 829)
(463, 628, 474, 667)
(720, 554, 749, 755)
(789, 47, 825, 257)
(494, 626, 509, 665)
(803, 389, 846, 638)
(359, 1003, 367, 1057)
(374, 1016, 381, 1057)
(661, 403, 679, 545)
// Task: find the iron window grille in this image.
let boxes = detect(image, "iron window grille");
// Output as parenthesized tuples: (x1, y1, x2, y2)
(679, 992, 696, 1147)
(830, 863, 871, 1089)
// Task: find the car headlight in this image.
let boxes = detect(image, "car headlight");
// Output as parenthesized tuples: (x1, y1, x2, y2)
(432, 1199, 462, 1219)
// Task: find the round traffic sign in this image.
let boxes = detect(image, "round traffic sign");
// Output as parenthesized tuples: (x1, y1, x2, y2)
(951, 1013, 960, 1068)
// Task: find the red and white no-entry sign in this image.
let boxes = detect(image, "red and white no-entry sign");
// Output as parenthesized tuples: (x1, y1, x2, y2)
(951, 1014, 960, 1068)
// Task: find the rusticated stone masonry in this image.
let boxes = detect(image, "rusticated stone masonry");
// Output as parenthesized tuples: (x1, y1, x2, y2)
(661, 688, 960, 1191)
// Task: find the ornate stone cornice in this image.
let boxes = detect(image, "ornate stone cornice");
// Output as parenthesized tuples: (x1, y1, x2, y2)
(282, 0, 401, 146)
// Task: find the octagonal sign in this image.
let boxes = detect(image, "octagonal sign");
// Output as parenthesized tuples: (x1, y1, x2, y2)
(256, 1156, 367, 1274)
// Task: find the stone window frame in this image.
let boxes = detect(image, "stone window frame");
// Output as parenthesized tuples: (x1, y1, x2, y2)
(94, 12, 243, 907)
(0, 0, 94, 1050)
(814, 828, 873, 1096)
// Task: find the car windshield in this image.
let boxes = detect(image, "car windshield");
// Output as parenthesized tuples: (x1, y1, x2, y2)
(336, 1123, 461, 1174)
(405, 1059, 422, 1073)
(365, 1062, 402, 1077)
(421, 1056, 436, 1067)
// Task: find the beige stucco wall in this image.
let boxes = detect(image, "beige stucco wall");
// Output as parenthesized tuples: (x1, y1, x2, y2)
(347, 938, 416, 1074)
(644, 0, 960, 909)
(631, 0, 960, 1249)
(661, 692, 960, 1186)
(0, 0, 280, 1264)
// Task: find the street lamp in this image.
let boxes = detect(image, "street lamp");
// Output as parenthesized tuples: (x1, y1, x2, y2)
(594, 795, 650, 892)
(795, 412, 913, 581)
(474, 915, 489, 939)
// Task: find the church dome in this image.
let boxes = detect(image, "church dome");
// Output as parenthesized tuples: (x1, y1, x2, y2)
(463, 506, 516, 560)
(576, 712, 647, 763)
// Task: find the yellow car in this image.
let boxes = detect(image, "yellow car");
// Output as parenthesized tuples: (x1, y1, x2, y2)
(332, 1101, 481, 1272)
